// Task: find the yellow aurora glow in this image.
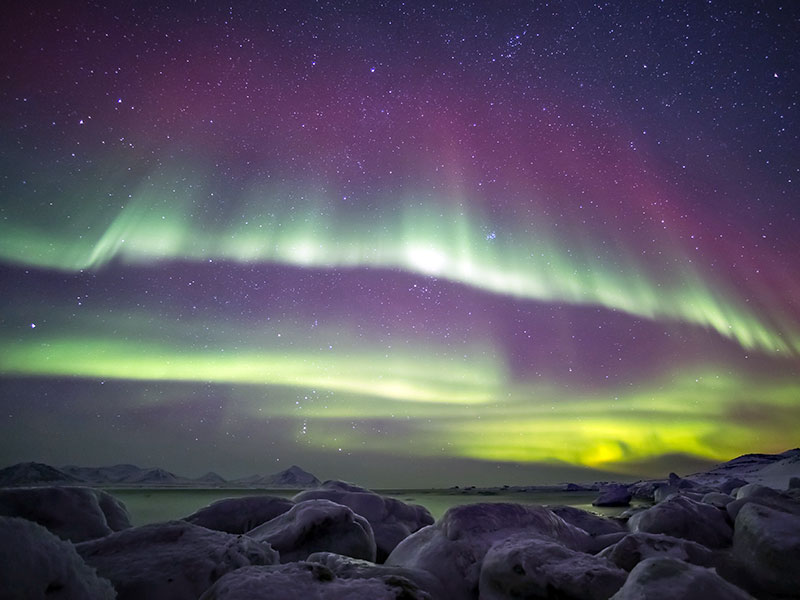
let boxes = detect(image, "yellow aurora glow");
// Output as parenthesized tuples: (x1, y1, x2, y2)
(3, 327, 798, 473)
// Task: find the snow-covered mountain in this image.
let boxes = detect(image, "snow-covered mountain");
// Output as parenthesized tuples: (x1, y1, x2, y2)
(0, 461, 319, 488)
(121, 467, 182, 485)
(61, 464, 145, 483)
(193, 471, 227, 485)
(267, 465, 321, 487)
(0, 462, 82, 486)
(688, 448, 800, 489)
(232, 465, 320, 488)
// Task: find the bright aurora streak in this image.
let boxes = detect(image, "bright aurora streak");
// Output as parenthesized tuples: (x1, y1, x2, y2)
(0, 1, 798, 486)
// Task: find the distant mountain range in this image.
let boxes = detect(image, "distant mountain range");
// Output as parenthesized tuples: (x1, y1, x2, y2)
(0, 461, 320, 488)
(0, 462, 85, 487)
(2, 450, 796, 489)
(231, 464, 321, 487)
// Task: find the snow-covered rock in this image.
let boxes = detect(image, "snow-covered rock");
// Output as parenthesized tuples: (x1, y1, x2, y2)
(307, 552, 447, 600)
(93, 490, 131, 532)
(736, 482, 777, 500)
(687, 449, 800, 490)
(597, 532, 714, 572)
(550, 505, 625, 536)
(294, 480, 433, 561)
(618, 506, 648, 520)
(386, 503, 591, 600)
(627, 495, 732, 549)
(732, 502, 800, 597)
(610, 557, 753, 599)
(0, 516, 116, 600)
(479, 534, 626, 600)
(593, 484, 632, 507)
(247, 499, 376, 562)
(653, 484, 680, 503)
(183, 495, 294, 533)
(198, 562, 433, 600)
(749, 449, 800, 489)
(668, 472, 710, 492)
(726, 483, 800, 520)
(77, 520, 278, 600)
(628, 480, 666, 502)
(700, 492, 734, 509)
(0, 486, 130, 542)
(717, 477, 749, 495)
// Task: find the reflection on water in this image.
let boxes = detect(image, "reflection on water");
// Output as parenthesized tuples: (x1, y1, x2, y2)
(108, 488, 637, 526)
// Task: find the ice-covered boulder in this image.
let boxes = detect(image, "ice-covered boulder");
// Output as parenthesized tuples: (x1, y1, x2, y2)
(593, 484, 632, 507)
(736, 482, 778, 500)
(307, 552, 446, 599)
(480, 534, 626, 600)
(0, 516, 116, 600)
(93, 490, 131, 532)
(294, 480, 433, 561)
(653, 484, 680, 503)
(701, 492, 734, 509)
(183, 495, 294, 533)
(628, 480, 666, 502)
(718, 477, 749, 495)
(77, 520, 278, 600)
(726, 482, 800, 520)
(618, 506, 647, 520)
(597, 532, 714, 571)
(732, 502, 800, 597)
(665, 473, 716, 496)
(609, 557, 753, 599)
(668, 472, 693, 488)
(386, 503, 591, 600)
(198, 562, 433, 600)
(550, 505, 625, 536)
(247, 499, 376, 562)
(628, 495, 732, 549)
(0, 486, 130, 542)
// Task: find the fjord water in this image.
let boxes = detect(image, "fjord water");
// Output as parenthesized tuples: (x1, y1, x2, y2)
(108, 488, 631, 526)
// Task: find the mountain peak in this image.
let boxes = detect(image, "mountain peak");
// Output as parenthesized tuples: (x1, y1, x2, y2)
(267, 465, 320, 487)
(195, 471, 226, 484)
(0, 462, 81, 486)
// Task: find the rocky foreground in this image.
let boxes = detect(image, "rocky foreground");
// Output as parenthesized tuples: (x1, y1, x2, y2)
(0, 452, 798, 599)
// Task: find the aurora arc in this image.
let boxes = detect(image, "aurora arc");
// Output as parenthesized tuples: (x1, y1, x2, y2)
(0, 180, 795, 356)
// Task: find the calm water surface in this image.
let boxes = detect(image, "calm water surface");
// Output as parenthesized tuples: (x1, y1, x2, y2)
(108, 488, 632, 526)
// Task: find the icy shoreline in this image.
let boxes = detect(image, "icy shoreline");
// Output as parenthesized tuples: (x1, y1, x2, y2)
(0, 450, 798, 599)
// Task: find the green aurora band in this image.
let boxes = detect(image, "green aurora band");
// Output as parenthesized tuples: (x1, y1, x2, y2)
(2, 328, 798, 472)
(1, 173, 797, 355)
(0, 336, 501, 405)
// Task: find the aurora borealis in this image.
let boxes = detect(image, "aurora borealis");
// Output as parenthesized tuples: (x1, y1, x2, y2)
(1, 1, 798, 486)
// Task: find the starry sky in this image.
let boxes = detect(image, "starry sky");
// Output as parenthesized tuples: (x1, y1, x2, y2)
(1, 1, 798, 487)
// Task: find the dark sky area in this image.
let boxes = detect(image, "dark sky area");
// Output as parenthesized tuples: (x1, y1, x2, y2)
(0, 1, 798, 487)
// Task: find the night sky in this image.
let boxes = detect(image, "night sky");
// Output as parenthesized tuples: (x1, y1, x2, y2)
(1, 1, 798, 487)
